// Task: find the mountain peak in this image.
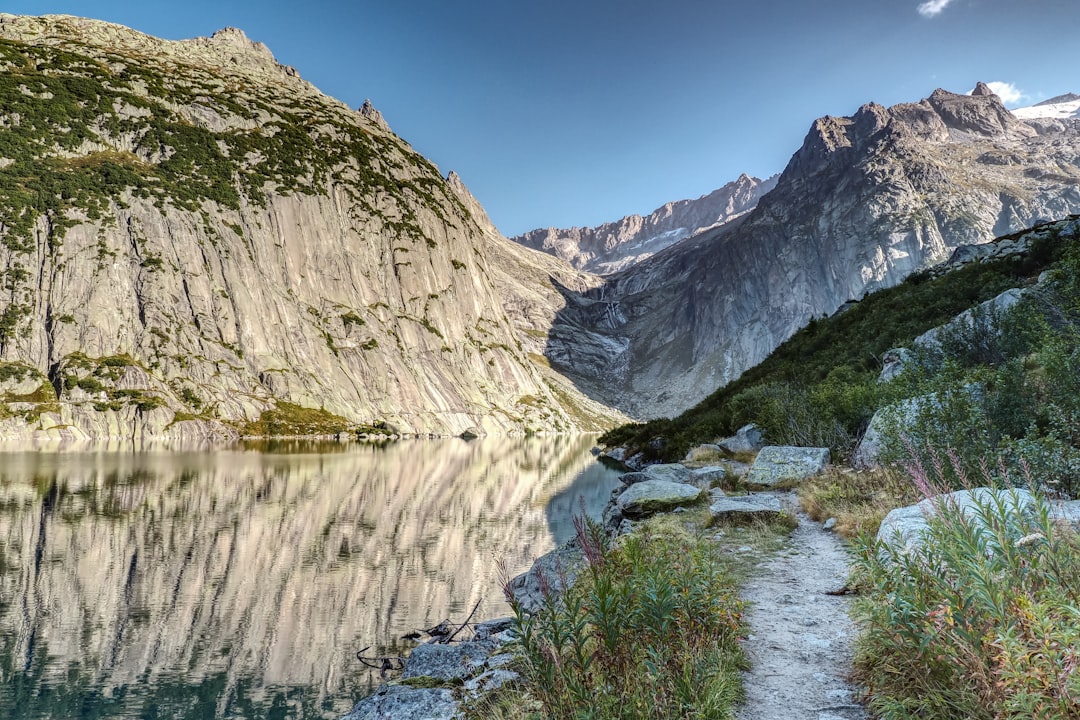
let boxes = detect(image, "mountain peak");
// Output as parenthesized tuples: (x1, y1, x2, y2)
(1035, 92, 1080, 107)
(207, 26, 275, 59)
(970, 81, 996, 97)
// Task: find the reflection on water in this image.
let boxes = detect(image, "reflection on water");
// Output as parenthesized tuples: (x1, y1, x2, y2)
(0, 436, 622, 719)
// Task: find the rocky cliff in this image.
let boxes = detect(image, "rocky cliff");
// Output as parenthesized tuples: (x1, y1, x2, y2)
(550, 83, 1080, 418)
(0, 14, 624, 439)
(512, 173, 777, 274)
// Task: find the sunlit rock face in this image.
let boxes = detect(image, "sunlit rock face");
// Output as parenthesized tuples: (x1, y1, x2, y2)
(548, 85, 1080, 418)
(0, 14, 624, 439)
(0, 437, 620, 718)
(512, 174, 778, 275)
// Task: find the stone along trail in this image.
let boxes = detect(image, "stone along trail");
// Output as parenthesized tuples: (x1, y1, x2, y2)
(735, 492, 867, 720)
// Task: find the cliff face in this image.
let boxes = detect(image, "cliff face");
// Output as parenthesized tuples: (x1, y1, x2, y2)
(0, 14, 624, 439)
(550, 85, 1080, 418)
(512, 173, 777, 274)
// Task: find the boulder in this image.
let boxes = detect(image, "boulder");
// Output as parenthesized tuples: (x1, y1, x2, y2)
(912, 288, 1025, 358)
(341, 685, 460, 720)
(641, 463, 691, 483)
(507, 540, 584, 614)
(745, 446, 830, 487)
(619, 471, 650, 485)
(616, 480, 705, 518)
(876, 487, 1037, 552)
(709, 492, 783, 522)
(1050, 500, 1080, 531)
(401, 643, 489, 681)
(879, 347, 915, 382)
(690, 465, 731, 488)
(718, 424, 765, 454)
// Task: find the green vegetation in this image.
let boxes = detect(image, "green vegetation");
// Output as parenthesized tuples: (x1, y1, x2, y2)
(494, 513, 747, 720)
(0, 34, 469, 259)
(239, 401, 389, 438)
(601, 221, 1068, 466)
(850, 457, 1080, 720)
(56, 352, 165, 413)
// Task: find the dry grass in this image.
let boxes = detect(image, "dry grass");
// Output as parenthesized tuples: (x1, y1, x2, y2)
(798, 466, 921, 538)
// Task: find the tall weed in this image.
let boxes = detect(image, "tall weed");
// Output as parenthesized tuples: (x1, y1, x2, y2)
(502, 516, 746, 720)
(851, 452, 1080, 719)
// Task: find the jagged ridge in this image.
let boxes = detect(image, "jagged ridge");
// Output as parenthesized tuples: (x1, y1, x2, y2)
(548, 84, 1080, 419)
(512, 173, 777, 275)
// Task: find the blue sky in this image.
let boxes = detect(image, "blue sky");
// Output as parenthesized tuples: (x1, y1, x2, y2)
(3, 1, 1077, 235)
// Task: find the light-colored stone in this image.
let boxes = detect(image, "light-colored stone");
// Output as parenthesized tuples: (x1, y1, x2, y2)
(615, 480, 705, 518)
(401, 643, 488, 681)
(341, 685, 461, 720)
(689, 465, 732, 487)
(879, 347, 915, 382)
(876, 487, 1038, 551)
(709, 492, 783, 522)
(1049, 500, 1080, 531)
(913, 288, 1026, 358)
(641, 463, 691, 483)
(718, 424, 766, 454)
(684, 443, 724, 462)
(507, 540, 584, 614)
(746, 446, 830, 487)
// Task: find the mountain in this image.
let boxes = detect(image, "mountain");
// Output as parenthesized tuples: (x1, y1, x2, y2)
(0, 14, 624, 441)
(512, 173, 777, 274)
(1013, 92, 1080, 120)
(549, 83, 1080, 419)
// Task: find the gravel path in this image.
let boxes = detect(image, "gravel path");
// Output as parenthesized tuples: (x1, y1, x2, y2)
(736, 492, 868, 720)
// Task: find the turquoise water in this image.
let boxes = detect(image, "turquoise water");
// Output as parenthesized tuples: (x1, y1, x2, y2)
(0, 436, 622, 719)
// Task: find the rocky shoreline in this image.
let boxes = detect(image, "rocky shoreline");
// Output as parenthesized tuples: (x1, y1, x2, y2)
(338, 426, 842, 719)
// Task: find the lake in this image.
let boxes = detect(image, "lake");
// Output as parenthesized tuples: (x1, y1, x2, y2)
(0, 436, 622, 719)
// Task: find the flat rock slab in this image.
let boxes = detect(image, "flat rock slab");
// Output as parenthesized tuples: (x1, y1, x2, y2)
(710, 492, 783, 522)
(877, 487, 1037, 551)
(616, 480, 705, 518)
(342, 685, 461, 720)
(643, 463, 692, 483)
(746, 446, 830, 488)
(401, 642, 489, 681)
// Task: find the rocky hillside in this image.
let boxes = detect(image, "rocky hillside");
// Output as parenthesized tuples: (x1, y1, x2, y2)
(0, 14, 624, 441)
(551, 83, 1080, 419)
(512, 173, 777, 274)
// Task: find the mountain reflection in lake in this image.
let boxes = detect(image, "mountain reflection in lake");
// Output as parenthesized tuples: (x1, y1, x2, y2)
(0, 436, 622, 719)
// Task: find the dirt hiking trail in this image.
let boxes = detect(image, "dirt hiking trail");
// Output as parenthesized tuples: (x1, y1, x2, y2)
(736, 492, 868, 720)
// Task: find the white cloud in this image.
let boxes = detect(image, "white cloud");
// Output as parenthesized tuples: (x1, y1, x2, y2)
(917, 0, 954, 17)
(986, 81, 1025, 105)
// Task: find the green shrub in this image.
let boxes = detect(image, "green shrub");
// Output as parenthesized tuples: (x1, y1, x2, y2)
(502, 517, 746, 719)
(851, 456, 1080, 719)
